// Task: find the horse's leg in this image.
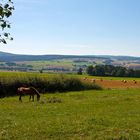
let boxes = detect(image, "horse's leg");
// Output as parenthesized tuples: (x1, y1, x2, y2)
(32, 95, 34, 102)
(29, 95, 31, 101)
(19, 95, 22, 102)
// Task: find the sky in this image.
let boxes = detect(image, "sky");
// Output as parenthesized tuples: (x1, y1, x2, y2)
(0, 0, 140, 56)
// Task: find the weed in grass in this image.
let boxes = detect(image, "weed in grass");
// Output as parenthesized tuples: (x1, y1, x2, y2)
(47, 97, 62, 103)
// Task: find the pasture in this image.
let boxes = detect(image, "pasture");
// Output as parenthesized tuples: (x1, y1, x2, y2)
(1, 89, 140, 140)
(0, 72, 140, 139)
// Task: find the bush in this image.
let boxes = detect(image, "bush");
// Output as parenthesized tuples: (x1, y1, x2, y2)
(0, 74, 102, 97)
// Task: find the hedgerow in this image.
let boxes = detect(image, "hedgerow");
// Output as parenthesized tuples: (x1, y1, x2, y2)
(0, 73, 102, 97)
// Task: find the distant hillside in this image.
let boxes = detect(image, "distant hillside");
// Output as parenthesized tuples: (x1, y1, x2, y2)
(0, 51, 140, 71)
(0, 51, 139, 62)
(0, 51, 110, 61)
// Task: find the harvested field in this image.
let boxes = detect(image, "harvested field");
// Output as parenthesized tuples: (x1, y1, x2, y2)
(97, 80, 140, 89)
(84, 78, 140, 89)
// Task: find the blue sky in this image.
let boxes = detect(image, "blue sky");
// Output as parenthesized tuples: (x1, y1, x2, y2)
(0, 0, 140, 56)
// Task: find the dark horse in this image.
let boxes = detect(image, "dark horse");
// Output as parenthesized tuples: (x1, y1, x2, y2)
(17, 87, 40, 102)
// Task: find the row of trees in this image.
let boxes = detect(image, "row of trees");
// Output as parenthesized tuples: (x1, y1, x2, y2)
(86, 65, 140, 77)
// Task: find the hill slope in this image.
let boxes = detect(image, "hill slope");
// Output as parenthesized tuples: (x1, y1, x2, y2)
(0, 51, 140, 71)
(0, 51, 140, 61)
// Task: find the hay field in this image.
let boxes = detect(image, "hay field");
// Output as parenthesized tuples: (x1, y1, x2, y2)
(80, 76, 140, 89)
(91, 79, 140, 89)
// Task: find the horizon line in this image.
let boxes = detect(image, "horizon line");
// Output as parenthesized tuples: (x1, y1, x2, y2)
(0, 51, 140, 58)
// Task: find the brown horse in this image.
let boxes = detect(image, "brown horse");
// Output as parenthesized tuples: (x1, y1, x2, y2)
(17, 87, 40, 102)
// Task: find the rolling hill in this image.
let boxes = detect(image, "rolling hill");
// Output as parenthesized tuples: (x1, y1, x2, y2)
(0, 51, 140, 71)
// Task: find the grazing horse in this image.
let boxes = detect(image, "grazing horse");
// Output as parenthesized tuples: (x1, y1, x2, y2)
(17, 87, 40, 102)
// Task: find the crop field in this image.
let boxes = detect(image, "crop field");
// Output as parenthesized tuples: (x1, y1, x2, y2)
(81, 78, 140, 89)
(95, 79, 140, 89)
(0, 71, 139, 91)
(0, 72, 140, 139)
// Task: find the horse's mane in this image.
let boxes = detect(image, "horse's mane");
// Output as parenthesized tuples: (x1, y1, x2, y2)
(29, 87, 40, 97)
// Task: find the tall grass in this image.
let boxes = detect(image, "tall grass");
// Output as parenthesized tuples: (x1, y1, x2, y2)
(0, 73, 102, 97)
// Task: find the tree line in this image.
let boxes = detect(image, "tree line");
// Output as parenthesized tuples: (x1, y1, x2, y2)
(86, 65, 140, 77)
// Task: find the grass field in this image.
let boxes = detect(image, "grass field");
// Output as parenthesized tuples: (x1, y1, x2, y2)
(1, 89, 140, 140)
(15, 59, 95, 71)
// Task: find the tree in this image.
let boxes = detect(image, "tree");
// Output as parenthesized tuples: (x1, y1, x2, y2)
(39, 69, 43, 73)
(126, 69, 135, 77)
(0, 0, 14, 44)
(77, 68, 83, 75)
(94, 65, 105, 76)
(115, 66, 126, 77)
(86, 65, 94, 76)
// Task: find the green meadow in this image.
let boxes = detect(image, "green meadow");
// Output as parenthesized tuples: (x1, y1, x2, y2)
(1, 89, 140, 140)
(0, 71, 139, 80)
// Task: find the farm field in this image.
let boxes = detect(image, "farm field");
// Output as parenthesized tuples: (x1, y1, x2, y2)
(0, 51, 140, 72)
(1, 89, 140, 139)
(0, 71, 140, 80)
(82, 78, 140, 89)
(0, 72, 139, 139)
(75, 74, 140, 89)
(0, 72, 140, 90)
(0, 53, 140, 72)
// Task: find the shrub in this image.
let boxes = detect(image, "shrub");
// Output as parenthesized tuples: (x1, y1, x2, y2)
(0, 74, 102, 97)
